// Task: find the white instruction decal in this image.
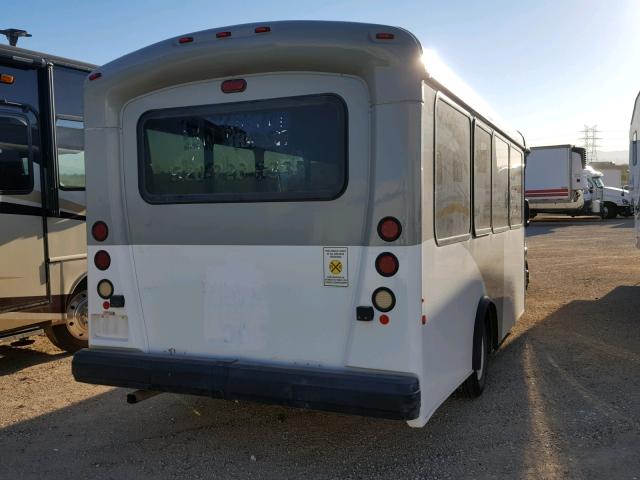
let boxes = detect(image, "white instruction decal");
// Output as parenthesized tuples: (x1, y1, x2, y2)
(323, 247, 348, 287)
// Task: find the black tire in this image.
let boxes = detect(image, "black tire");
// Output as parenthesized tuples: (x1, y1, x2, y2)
(603, 202, 618, 219)
(461, 317, 489, 398)
(44, 289, 88, 353)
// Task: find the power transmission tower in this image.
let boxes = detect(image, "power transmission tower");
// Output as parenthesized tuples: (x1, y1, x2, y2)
(581, 125, 601, 163)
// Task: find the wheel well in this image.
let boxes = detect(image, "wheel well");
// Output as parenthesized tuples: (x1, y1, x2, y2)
(66, 275, 87, 309)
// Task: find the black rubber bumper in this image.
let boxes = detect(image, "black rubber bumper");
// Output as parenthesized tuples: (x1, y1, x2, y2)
(72, 349, 421, 420)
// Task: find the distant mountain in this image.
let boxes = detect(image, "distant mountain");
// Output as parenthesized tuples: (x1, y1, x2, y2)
(596, 150, 628, 165)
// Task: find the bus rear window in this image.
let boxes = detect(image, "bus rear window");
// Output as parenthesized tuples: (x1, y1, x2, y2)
(138, 94, 347, 203)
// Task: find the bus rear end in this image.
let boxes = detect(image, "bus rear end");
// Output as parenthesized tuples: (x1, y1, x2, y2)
(74, 22, 426, 422)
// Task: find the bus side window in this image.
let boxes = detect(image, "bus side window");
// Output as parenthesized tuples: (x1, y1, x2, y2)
(492, 136, 509, 231)
(434, 98, 471, 243)
(633, 131, 637, 167)
(473, 125, 492, 234)
(53, 66, 86, 190)
(0, 115, 33, 194)
(509, 146, 523, 227)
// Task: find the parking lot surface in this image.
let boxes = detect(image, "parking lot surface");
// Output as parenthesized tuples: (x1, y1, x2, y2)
(1, 217, 639, 479)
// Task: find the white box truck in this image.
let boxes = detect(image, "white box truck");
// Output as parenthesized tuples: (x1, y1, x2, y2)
(526, 145, 600, 218)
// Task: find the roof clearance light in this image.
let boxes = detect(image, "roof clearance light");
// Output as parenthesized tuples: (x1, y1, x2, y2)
(375, 252, 399, 277)
(377, 217, 402, 242)
(0, 74, 15, 85)
(178, 36, 194, 44)
(216, 31, 231, 39)
(94, 250, 111, 271)
(91, 221, 109, 242)
(88, 72, 102, 81)
(255, 26, 271, 33)
(221, 79, 247, 94)
(376, 33, 395, 40)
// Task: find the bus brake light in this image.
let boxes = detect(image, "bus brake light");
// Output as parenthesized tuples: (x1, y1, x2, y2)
(255, 26, 271, 33)
(377, 217, 402, 242)
(221, 79, 247, 93)
(375, 252, 399, 277)
(91, 221, 109, 242)
(94, 250, 111, 270)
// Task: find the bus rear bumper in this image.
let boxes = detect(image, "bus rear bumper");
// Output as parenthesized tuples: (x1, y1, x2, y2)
(72, 349, 421, 420)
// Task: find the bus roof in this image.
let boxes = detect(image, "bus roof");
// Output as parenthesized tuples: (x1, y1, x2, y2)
(86, 20, 524, 148)
(0, 43, 95, 71)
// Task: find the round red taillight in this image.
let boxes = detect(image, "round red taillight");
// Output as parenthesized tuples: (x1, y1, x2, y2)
(91, 221, 108, 242)
(375, 252, 399, 277)
(94, 250, 111, 271)
(377, 217, 402, 242)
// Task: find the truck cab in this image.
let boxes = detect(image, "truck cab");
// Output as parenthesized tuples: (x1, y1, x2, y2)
(583, 165, 632, 218)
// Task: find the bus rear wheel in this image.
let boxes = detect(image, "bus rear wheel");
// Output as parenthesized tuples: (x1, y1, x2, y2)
(45, 289, 89, 353)
(461, 317, 489, 398)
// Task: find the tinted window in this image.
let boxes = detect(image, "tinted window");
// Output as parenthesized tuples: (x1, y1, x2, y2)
(435, 99, 471, 242)
(0, 115, 32, 193)
(53, 66, 86, 117)
(509, 147, 523, 227)
(473, 126, 492, 233)
(57, 119, 85, 188)
(492, 137, 509, 230)
(633, 132, 637, 167)
(139, 95, 347, 203)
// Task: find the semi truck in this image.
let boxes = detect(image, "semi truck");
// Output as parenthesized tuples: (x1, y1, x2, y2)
(526, 145, 631, 219)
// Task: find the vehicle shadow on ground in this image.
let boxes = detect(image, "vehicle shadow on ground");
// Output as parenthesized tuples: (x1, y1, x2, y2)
(0, 287, 639, 479)
(526, 217, 632, 237)
(0, 343, 69, 377)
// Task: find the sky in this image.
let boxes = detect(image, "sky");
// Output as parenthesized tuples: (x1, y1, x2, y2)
(3, 0, 639, 155)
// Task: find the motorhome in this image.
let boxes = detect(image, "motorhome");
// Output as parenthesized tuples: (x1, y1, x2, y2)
(0, 41, 94, 352)
(72, 21, 527, 427)
(630, 91, 640, 247)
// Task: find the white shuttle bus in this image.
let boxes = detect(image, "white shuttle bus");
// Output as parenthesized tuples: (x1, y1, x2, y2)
(630, 91, 640, 247)
(73, 21, 526, 427)
(0, 42, 93, 352)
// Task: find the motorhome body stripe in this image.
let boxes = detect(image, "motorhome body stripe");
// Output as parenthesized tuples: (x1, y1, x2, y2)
(0, 201, 86, 220)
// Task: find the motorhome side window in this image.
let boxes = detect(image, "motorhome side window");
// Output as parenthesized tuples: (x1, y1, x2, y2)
(633, 131, 637, 167)
(473, 125, 492, 233)
(139, 94, 347, 203)
(0, 115, 32, 193)
(53, 66, 86, 189)
(492, 136, 509, 230)
(509, 147, 523, 227)
(434, 99, 471, 242)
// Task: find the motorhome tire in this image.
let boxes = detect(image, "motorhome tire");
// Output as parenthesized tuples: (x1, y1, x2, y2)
(44, 289, 89, 353)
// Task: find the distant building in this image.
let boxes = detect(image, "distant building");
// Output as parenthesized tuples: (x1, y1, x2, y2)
(590, 161, 629, 188)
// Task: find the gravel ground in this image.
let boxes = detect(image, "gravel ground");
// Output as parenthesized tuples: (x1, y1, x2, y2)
(1, 216, 639, 479)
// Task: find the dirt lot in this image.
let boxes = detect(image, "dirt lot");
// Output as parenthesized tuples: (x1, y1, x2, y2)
(1, 217, 639, 479)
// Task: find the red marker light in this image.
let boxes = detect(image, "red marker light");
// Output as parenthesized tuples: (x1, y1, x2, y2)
(376, 33, 395, 40)
(178, 36, 194, 44)
(103, 301, 110, 310)
(221, 79, 247, 94)
(422, 315, 427, 325)
(255, 26, 271, 33)
(88, 72, 102, 81)
(377, 217, 402, 242)
(216, 31, 231, 38)
(91, 221, 108, 242)
(94, 250, 111, 271)
(380, 314, 390, 325)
